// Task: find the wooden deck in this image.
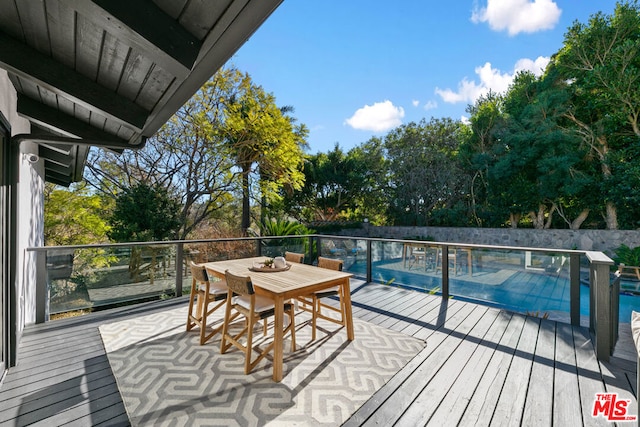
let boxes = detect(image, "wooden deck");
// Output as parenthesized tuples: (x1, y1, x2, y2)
(0, 280, 636, 426)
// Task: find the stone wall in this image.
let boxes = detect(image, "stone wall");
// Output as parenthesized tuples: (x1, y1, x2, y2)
(337, 225, 640, 256)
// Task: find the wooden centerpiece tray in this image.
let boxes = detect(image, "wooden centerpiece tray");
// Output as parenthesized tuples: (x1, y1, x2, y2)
(249, 262, 292, 273)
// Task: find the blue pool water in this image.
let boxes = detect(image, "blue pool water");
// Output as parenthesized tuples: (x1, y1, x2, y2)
(346, 259, 640, 323)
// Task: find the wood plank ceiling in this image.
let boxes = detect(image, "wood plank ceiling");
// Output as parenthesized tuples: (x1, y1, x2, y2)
(0, 0, 282, 186)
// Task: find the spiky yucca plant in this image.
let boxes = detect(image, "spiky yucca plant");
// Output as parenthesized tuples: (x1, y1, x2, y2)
(613, 244, 640, 267)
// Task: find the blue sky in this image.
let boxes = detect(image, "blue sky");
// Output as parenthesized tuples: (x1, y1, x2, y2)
(228, 0, 621, 154)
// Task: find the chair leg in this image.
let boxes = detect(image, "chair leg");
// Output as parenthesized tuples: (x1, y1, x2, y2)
(288, 307, 296, 352)
(199, 299, 226, 345)
(220, 296, 233, 354)
(244, 314, 255, 374)
(311, 296, 319, 341)
(199, 306, 208, 345)
(186, 290, 197, 331)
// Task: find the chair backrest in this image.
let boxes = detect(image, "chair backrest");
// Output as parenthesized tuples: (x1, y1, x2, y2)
(224, 270, 255, 295)
(190, 261, 209, 282)
(285, 251, 304, 263)
(317, 257, 343, 271)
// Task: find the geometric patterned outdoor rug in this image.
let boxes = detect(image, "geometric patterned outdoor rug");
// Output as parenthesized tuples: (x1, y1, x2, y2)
(99, 304, 426, 426)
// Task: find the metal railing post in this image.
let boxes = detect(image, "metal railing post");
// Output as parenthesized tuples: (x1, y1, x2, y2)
(587, 251, 615, 361)
(175, 243, 184, 297)
(441, 245, 449, 299)
(366, 239, 372, 283)
(307, 235, 314, 264)
(35, 249, 48, 324)
(610, 273, 620, 354)
(570, 253, 580, 326)
(256, 238, 262, 257)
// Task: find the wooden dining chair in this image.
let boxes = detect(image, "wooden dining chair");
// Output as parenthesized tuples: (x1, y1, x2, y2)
(186, 261, 228, 345)
(220, 270, 296, 375)
(284, 251, 305, 264)
(298, 256, 346, 340)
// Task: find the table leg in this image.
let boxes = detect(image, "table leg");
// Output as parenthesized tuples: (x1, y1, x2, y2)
(272, 295, 284, 382)
(342, 278, 355, 340)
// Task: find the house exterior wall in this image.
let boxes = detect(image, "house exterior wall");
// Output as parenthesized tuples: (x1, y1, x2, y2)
(0, 69, 42, 364)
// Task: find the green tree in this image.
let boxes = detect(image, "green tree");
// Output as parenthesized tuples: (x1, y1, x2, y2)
(487, 71, 597, 229)
(283, 140, 388, 224)
(459, 91, 506, 226)
(344, 138, 390, 224)
(296, 145, 355, 221)
(552, 0, 640, 229)
(222, 72, 307, 235)
(44, 182, 115, 300)
(86, 66, 307, 239)
(85, 68, 241, 239)
(44, 182, 111, 246)
(385, 118, 469, 226)
(108, 183, 181, 242)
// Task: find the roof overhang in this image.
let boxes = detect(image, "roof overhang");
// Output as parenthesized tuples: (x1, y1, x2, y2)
(0, 0, 283, 186)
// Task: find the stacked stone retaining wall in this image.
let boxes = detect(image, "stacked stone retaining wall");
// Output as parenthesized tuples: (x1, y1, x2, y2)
(336, 225, 640, 255)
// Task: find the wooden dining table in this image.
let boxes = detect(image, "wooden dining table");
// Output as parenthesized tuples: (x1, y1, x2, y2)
(203, 256, 354, 382)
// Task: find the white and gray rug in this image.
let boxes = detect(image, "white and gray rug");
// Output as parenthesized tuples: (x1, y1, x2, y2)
(99, 304, 426, 426)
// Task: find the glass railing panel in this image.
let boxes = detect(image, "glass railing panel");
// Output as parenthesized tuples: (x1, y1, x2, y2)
(260, 236, 308, 260)
(446, 248, 579, 322)
(184, 240, 256, 264)
(316, 237, 367, 275)
(43, 236, 625, 327)
(48, 244, 180, 314)
(47, 247, 87, 314)
(368, 240, 441, 292)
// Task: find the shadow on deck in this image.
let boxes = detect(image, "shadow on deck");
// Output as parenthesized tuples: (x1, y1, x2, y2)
(0, 280, 636, 426)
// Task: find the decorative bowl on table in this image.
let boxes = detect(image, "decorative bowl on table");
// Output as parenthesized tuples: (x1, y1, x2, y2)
(250, 259, 291, 272)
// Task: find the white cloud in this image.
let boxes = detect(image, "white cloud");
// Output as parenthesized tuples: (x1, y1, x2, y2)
(423, 100, 438, 110)
(471, 0, 561, 36)
(514, 56, 550, 75)
(435, 57, 550, 105)
(412, 99, 420, 107)
(344, 100, 405, 132)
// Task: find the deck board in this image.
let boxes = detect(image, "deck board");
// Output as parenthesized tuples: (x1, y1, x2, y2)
(521, 318, 556, 426)
(396, 306, 499, 426)
(491, 316, 540, 426)
(458, 312, 526, 426)
(0, 281, 636, 426)
(553, 323, 584, 425)
(427, 309, 507, 425)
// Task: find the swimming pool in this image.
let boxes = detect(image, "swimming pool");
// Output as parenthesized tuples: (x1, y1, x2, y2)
(346, 258, 640, 324)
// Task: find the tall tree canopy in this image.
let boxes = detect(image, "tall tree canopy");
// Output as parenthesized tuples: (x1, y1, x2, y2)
(44, 182, 111, 246)
(108, 182, 181, 242)
(222, 74, 308, 235)
(551, 0, 640, 229)
(283, 140, 388, 224)
(385, 118, 470, 226)
(85, 66, 307, 238)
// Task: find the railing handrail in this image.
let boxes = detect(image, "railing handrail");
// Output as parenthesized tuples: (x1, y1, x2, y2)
(27, 233, 588, 256)
(30, 233, 618, 360)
